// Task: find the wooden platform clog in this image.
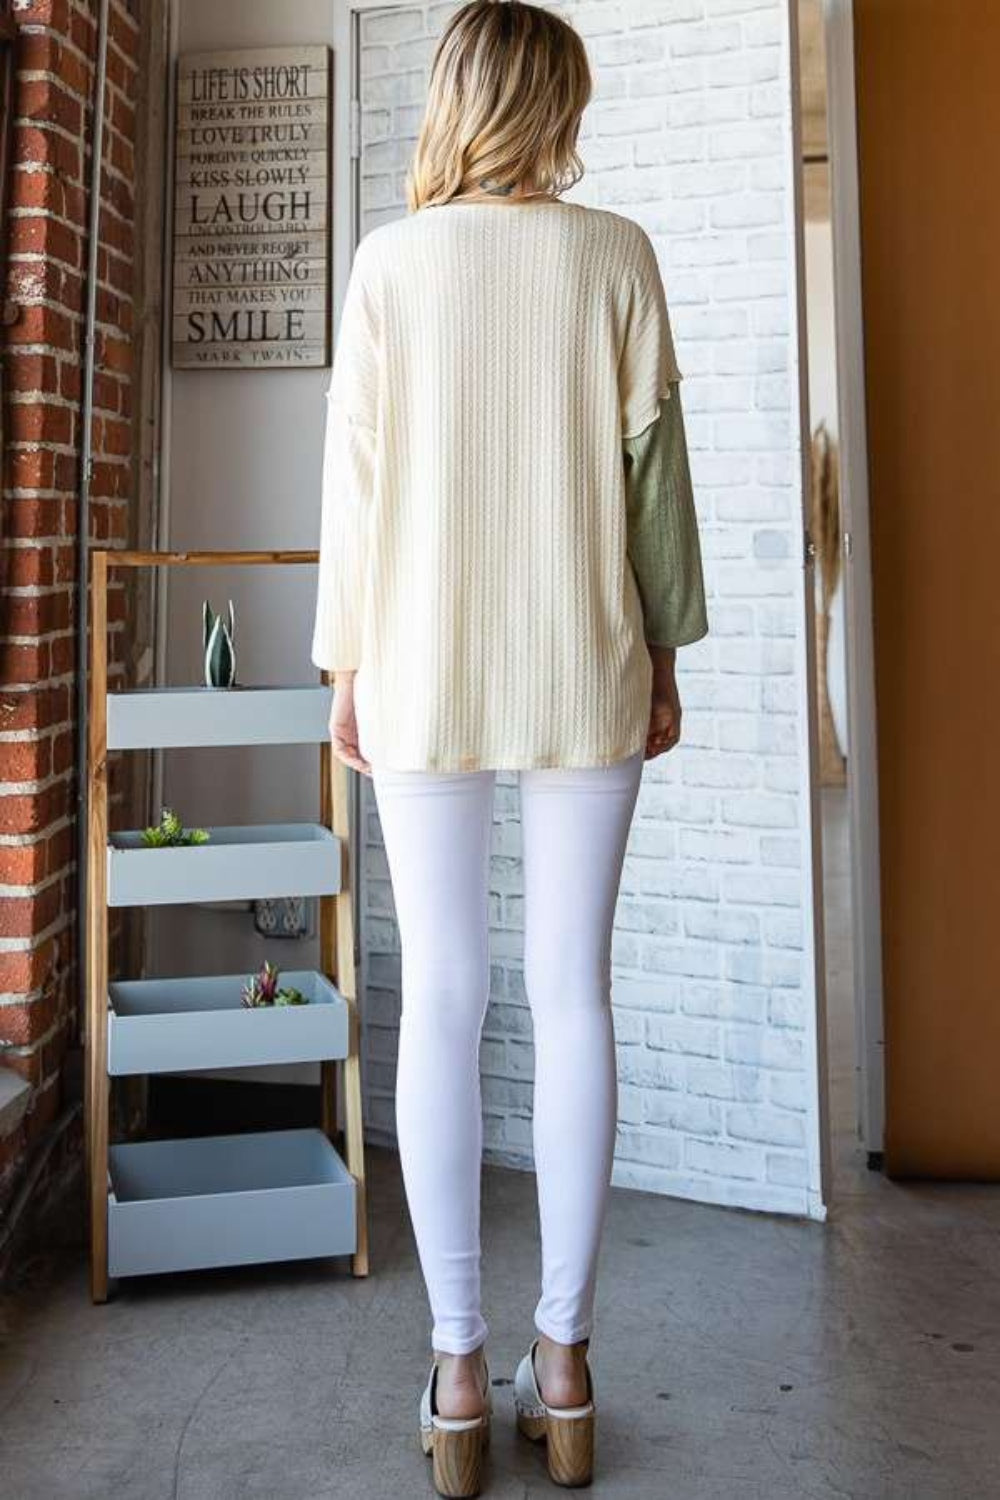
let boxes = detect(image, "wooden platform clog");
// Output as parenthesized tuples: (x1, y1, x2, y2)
(419, 1355, 492, 1497)
(514, 1338, 595, 1487)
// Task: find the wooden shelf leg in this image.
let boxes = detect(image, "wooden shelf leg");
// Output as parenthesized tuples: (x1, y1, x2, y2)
(85, 550, 110, 1304)
(320, 1058, 338, 1144)
(321, 739, 369, 1277)
(343, 999, 369, 1277)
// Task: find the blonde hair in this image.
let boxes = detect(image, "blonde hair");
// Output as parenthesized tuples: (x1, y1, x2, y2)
(406, 1, 592, 211)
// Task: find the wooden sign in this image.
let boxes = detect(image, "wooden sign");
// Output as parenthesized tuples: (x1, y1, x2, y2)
(172, 46, 332, 370)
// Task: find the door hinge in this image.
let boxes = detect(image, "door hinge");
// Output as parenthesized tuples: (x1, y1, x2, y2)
(349, 97, 361, 159)
(843, 529, 854, 559)
(804, 528, 817, 568)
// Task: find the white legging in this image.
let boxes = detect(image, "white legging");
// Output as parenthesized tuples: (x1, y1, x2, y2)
(371, 749, 644, 1355)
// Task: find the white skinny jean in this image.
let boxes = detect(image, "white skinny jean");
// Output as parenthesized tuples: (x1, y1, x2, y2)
(371, 749, 644, 1355)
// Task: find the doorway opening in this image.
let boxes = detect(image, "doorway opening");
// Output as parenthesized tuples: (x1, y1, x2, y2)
(335, 0, 868, 1218)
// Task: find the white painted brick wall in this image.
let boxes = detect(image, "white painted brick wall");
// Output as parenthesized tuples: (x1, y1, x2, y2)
(354, 0, 821, 1217)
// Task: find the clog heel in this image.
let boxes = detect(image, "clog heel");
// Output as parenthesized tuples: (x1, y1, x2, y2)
(514, 1338, 595, 1487)
(419, 1355, 492, 1497)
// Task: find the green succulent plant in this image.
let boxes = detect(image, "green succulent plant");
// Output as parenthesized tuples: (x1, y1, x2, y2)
(241, 959, 307, 1009)
(140, 807, 210, 848)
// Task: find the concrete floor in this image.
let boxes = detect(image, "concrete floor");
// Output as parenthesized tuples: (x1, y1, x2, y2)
(2, 792, 999, 1498)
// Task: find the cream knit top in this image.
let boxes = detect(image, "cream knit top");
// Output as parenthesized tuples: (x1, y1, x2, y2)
(311, 198, 693, 772)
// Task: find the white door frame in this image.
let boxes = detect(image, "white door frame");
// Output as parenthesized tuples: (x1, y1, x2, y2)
(331, 2, 369, 318)
(823, 0, 885, 1159)
(786, 0, 832, 1216)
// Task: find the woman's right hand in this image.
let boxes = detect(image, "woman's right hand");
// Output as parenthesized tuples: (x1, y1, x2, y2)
(330, 671, 372, 776)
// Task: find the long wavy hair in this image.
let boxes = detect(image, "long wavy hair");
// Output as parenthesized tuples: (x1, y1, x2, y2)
(406, 1, 592, 211)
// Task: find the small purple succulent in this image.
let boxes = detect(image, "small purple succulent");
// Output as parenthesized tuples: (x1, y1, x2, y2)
(242, 960, 306, 1008)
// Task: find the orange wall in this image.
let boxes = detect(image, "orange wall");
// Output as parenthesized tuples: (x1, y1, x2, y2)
(855, 1, 1000, 1175)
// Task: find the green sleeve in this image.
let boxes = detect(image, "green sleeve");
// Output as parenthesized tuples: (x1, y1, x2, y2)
(623, 383, 709, 648)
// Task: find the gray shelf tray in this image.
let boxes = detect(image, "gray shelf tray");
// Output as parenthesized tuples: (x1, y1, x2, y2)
(107, 684, 333, 750)
(107, 1128, 357, 1278)
(107, 822, 341, 907)
(107, 969, 349, 1076)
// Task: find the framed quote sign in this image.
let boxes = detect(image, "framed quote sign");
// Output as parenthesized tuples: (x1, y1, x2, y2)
(172, 46, 332, 370)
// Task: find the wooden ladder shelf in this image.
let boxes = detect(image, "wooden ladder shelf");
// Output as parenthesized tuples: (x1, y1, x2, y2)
(85, 548, 369, 1302)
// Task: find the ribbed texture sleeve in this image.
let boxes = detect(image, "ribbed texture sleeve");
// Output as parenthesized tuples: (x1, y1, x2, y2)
(618, 225, 683, 438)
(310, 243, 380, 672)
(623, 387, 709, 648)
(309, 200, 705, 771)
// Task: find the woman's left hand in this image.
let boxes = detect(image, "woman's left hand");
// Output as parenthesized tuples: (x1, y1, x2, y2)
(646, 646, 682, 760)
(330, 671, 372, 776)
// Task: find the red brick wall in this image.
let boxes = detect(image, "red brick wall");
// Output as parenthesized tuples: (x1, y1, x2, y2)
(0, 0, 140, 1209)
